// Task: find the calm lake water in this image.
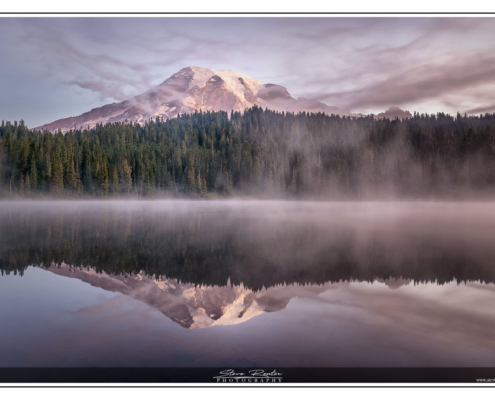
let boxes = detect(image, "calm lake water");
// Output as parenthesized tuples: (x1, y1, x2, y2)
(1, 200, 495, 367)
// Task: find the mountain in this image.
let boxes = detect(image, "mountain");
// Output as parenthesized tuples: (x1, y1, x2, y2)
(34, 66, 348, 132)
(374, 106, 413, 120)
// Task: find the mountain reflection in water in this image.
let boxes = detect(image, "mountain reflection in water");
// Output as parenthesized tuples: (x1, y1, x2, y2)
(2, 201, 495, 367)
(2, 266, 495, 367)
(38, 264, 362, 329)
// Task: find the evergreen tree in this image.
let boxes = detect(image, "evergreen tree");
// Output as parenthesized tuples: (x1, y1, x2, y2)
(30, 154, 37, 191)
(51, 152, 64, 195)
(111, 166, 119, 194)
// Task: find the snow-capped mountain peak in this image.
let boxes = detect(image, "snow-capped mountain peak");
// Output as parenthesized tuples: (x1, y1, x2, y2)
(34, 66, 345, 132)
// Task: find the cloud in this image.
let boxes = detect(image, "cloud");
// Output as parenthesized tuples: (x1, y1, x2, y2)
(12, 18, 255, 103)
(17, 26, 157, 101)
(65, 80, 130, 102)
(284, 18, 495, 113)
(465, 104, 495, 115)
(310, 52, 495, 112)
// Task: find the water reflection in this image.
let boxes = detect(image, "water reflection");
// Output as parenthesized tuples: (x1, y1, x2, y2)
(2, 201, 495, 288)
(2, 201, 495, 366)
(39, 264, 342, 329)
(2, 266, 495, 367)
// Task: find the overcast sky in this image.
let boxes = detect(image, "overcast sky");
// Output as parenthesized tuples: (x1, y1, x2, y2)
(1, 17, 495, 127)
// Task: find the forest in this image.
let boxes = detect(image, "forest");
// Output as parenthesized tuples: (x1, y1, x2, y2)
(1, 106, 495, 199)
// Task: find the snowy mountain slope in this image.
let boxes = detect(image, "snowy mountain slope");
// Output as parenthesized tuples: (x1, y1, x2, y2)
(34, 66, 346, 132)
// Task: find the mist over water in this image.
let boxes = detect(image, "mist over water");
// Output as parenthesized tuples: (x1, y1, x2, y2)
(2, 200, 495, 286)
(1, 200, 495, 367)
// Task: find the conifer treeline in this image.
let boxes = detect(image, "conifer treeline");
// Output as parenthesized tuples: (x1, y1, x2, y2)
(1, 106, 495, 198)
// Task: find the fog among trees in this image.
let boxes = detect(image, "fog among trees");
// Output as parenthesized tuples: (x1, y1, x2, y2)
(1, 106, 495, 199)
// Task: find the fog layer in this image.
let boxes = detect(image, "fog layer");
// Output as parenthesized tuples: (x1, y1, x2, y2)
(2, 200, 495, 288)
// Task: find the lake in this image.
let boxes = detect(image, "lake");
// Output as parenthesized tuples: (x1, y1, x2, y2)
(1, 200, 495, 369)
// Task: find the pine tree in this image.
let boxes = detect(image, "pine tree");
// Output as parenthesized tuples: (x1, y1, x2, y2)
(19, 175, 25, 197)
(197, 170, 207, 196)
(187, 155, 196, 192)
(81, 140, 93, 194)
(99, 154, 109, 196)
(110, 166, 119, 194)
(120, 159, 132, 194)
(25, 173, 31, 194)
(30, 154, 37, 191)
(51, 152, 64, 195)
